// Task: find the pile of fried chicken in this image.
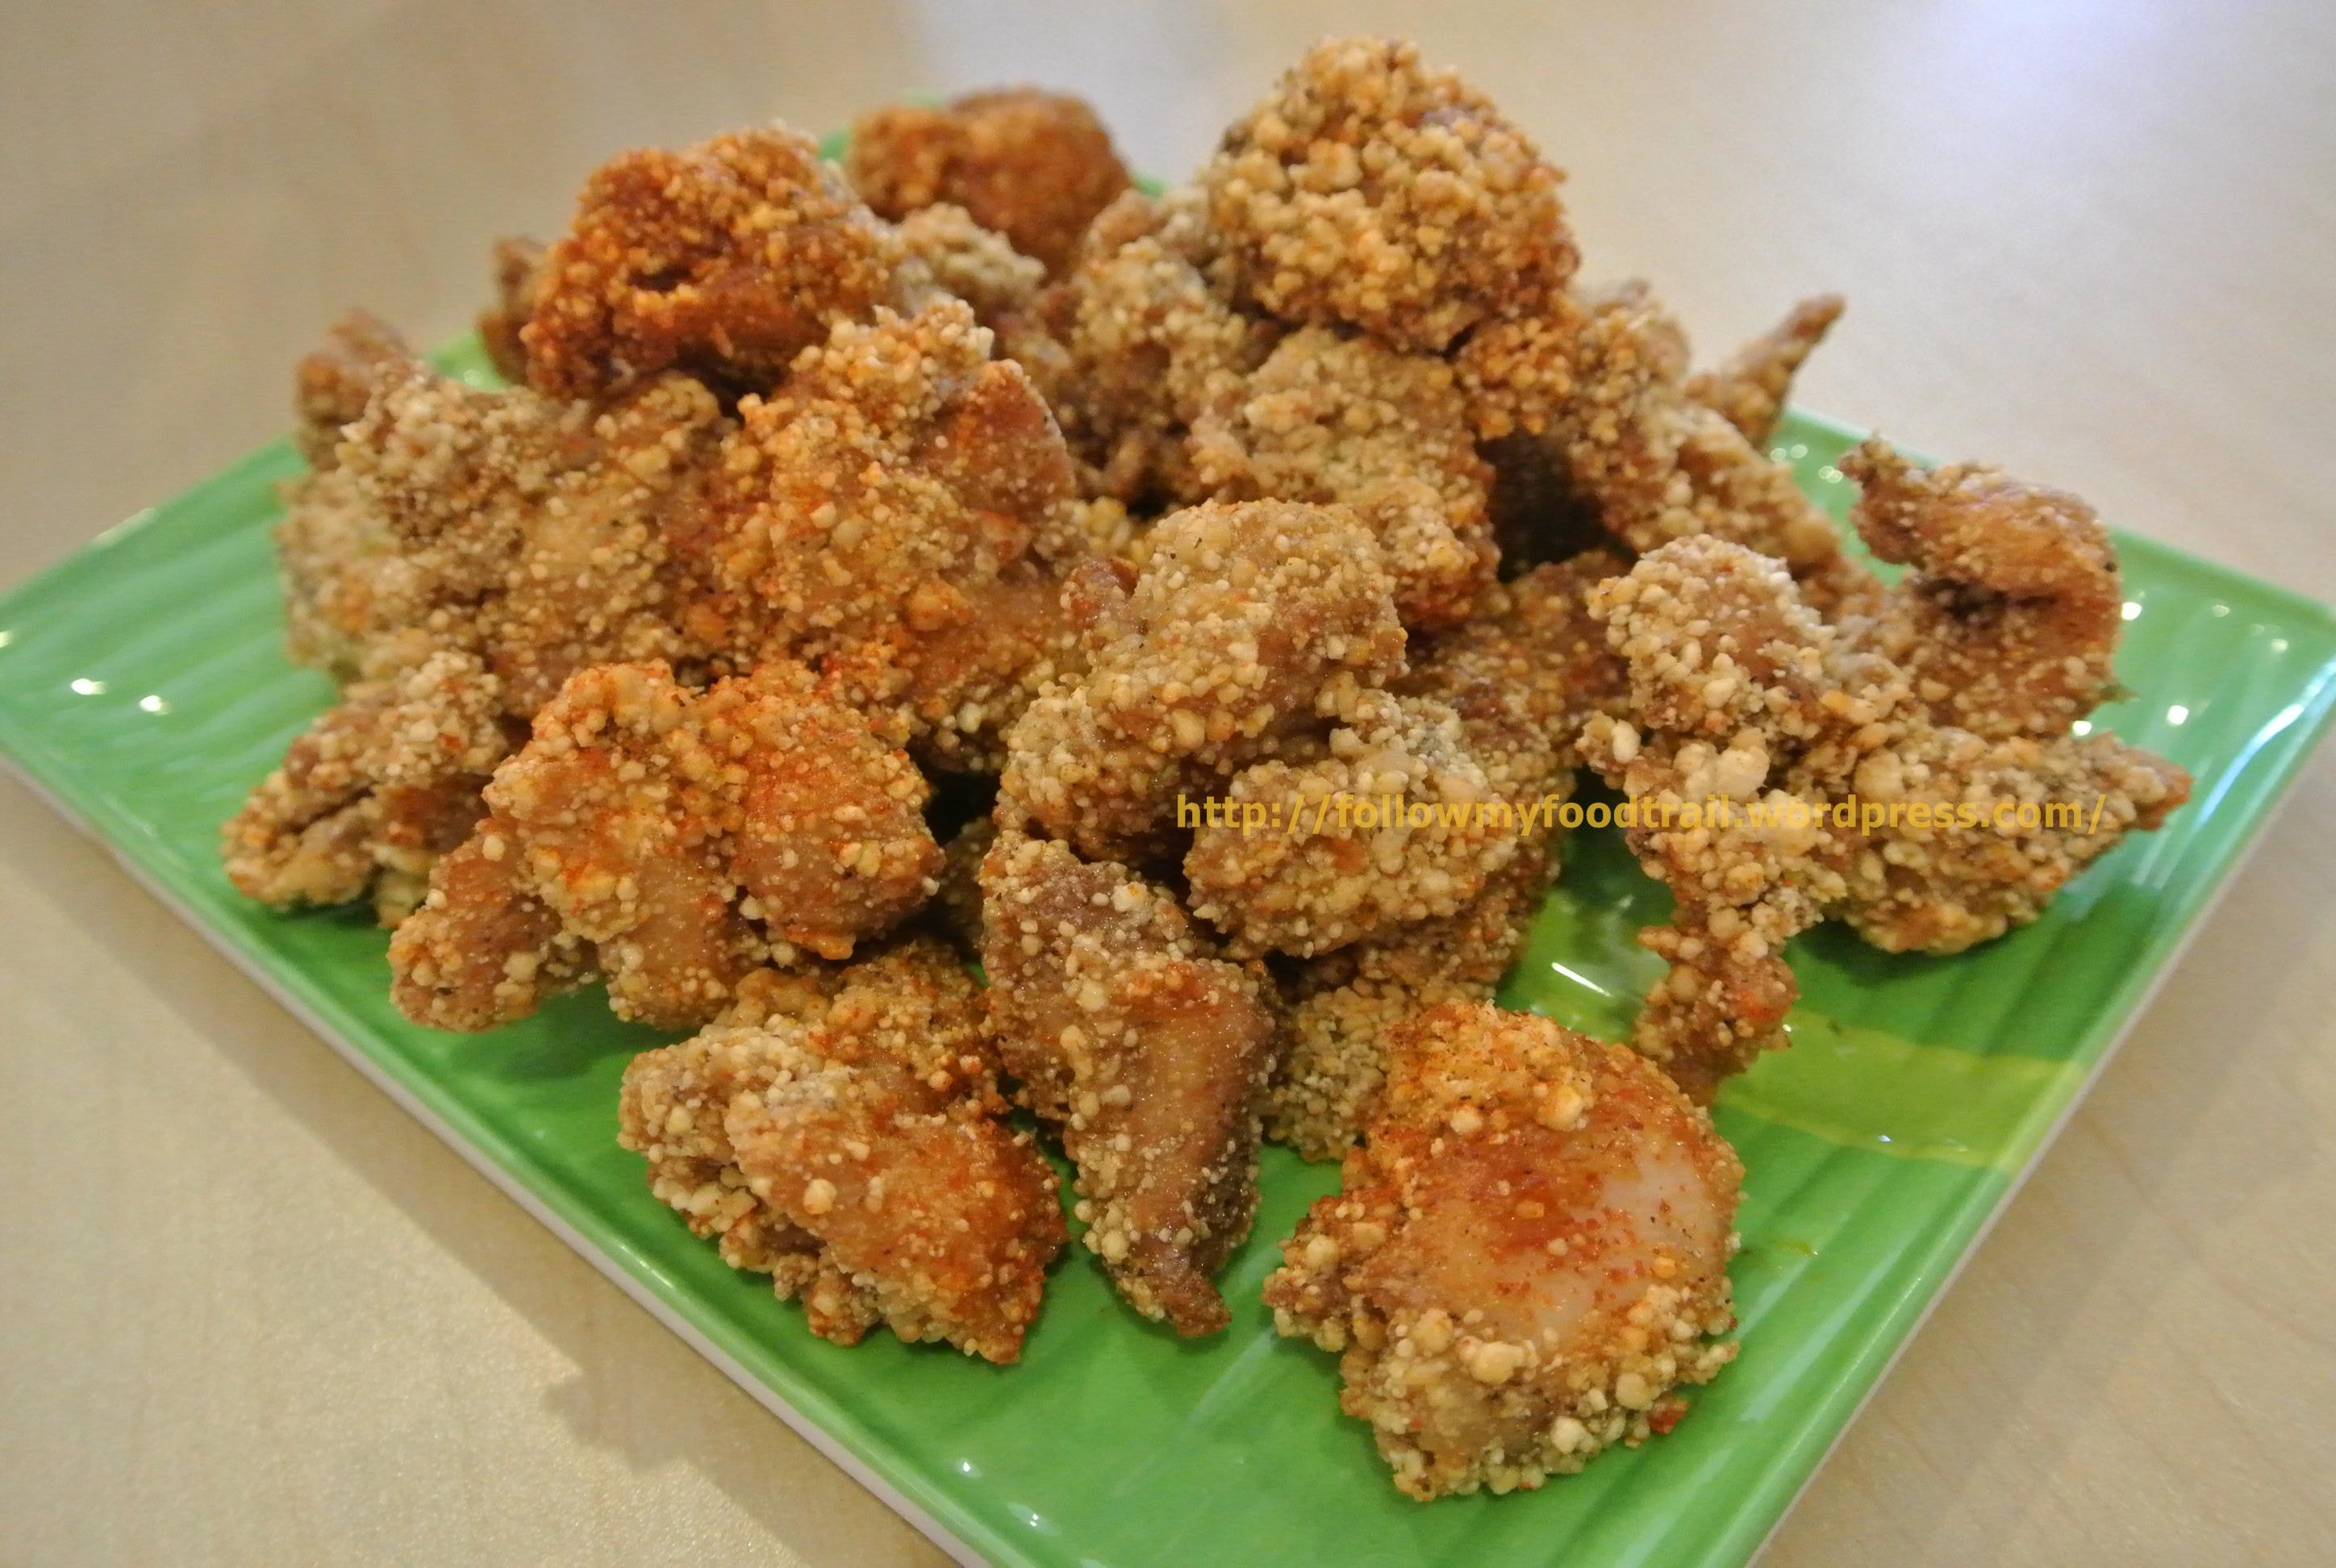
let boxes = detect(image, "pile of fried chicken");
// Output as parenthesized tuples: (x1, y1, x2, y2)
(222, 37, 2190, 1500)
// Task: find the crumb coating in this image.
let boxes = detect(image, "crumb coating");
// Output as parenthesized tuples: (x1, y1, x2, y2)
(524, 123, 910, 398)
(1203, 37, 1575, 354)
(223, 648, 511, 925)
(978, 832, 1280, 1336)
(390, 660, 939, 1032)
(849, 88, 1130, 276)
(1001, 499, 1407, 861)
(619, 936, 1066, 1362)
(678, 299, 1086, 771)
(1266, 1003, 1741, 1499)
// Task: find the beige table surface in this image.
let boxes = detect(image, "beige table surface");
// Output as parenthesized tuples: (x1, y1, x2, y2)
(4, 2, 2334, 1563)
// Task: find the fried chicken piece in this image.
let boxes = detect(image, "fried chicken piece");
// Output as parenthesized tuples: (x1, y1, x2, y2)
(1842, 437, 2124, 740)
(1202, 37, 1576, 354)
(1579, 536, 2188, 1097)
(1187, 327, 1498, 628)
(1683, 294, 1844, 448)
(1255, 555, 1632, 1153)
(477, 236, 548, 386)
(1560, 283, 1848, 579)
(278, 312, 419, 677)
(978, 832, 1281, 1336)
(522, 124, 911, 398)
(1000, 500, 1408, 861)
(1045, 190, 1279, 502)
(223, 648, 512, 925)
(1185, 690, 1515, 958)
(674, 300, 1084, 771)
(1832, 724, 2191, 954)
(892, 202, 1046, 325)
(1576, 540, 1895, 1093)
(1266, 843, 1555, 1161)
(340, 358, 730, 717)
(1396, 552, 1629, 798)
(619, 937, 1066, 1362)
(391, 661, 940, 1032)
(848, 88, 1131, 276)
(1266, 1003, 1742, 1499)
(293, 310, 414, 465)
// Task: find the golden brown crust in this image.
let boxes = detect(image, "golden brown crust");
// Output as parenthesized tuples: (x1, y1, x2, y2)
(1579, 534, 2188, 1098)
(390, 661, 939, 1032)
(1187, 327, 1498, 629)
(978, 832, 1280, 1336)
(1683, 294, 1844, 448)
(1842, 437, 2123, 740)
(675, 300, 1086, 771)
(1266, 1003, 1741, 1499)
(848, 89, 1130, 276)
(1000, 499, 1408, 861)
(1043, 190, 1279, 502)
(1201, 37, 1575, 352)
(1183, 690, 1515, 958)
(523, 124, 911, 398)
(340, 360, 730, 716)
(223, 648, 511, 925)
(477, 236, 549, 386)
(619, 936, 1066, 1362)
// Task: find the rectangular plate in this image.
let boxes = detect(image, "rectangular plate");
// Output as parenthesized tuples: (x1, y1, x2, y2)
(4, 336, 2332, 1567)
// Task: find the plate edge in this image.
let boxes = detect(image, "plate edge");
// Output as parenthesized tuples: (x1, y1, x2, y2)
(0, 749, 991, 1568)
(1742, 769, 2301, 1566)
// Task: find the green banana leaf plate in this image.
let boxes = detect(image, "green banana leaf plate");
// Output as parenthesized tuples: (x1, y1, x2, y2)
(2, 333, 2331, 1566)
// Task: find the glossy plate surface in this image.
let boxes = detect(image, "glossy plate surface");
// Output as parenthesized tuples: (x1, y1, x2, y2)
(3, 339, 2331, 1567)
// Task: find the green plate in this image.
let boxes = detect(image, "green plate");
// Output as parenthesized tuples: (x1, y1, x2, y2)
(3, 336, 2331, 1567)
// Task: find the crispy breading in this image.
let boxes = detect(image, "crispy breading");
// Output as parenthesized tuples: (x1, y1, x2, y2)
(1185, 690, 1514, 958)
(1043, 190, 1279, 502)
(1265, 843, 1555, 1161)
(223, 648, 512, 925)
(674, 300, 1085, 771)
(1266, 1003, 1742, 1499)
(1001, 499, 1408, 861)
(1395, 553, 1629, 797)
(1842, 437, 2124, 740)
(892, 202, 1047, 325)
(978, 832, 1281, 1336)
(619, 937, 1066, 1362)
(1579, 536, 2188, 1098)
(1258, 554, 1629, 1154)
(390, 661, 940, 1032)
(523, 124, 911, 398)
(1202, 37, 1575, 353)
(340, 358, 729, 716)
(293, 309, 415, 466)
(279, 313, 420, 677)
(848, 88, 1130, 276)
(1683, 294, 1844, 448)
(1187, 327, 1497, 628)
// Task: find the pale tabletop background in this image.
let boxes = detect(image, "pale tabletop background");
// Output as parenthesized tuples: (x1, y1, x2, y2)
(3, 1, 2333, 1563)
